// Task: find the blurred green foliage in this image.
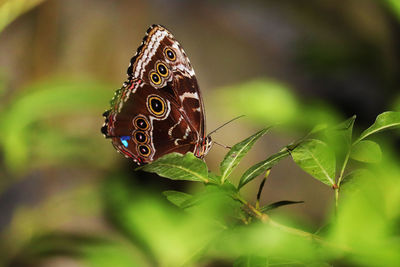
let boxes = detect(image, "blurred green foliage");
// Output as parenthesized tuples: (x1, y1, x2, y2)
(0, 79, 112, 168)
(0, 66, 398, 267)
(0, 72, 399, 267)
(385, 0, 400, 20)
(212, 79, 340, 132)
(0, 0, 47, 32)
(0, 78, 117, 191)
(332, 157, 400, 266)
(1, 2, 400, 267)
(93, 111, 400, 266)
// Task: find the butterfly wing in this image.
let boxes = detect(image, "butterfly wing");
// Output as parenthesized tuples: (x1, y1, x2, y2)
(127, 25, 206, 140)
(102, 25, 208, 164)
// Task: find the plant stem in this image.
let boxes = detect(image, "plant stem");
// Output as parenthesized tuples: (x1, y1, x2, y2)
(334, 146, 351, 214)
(334, 188, 339, 216)
(234, 193, 352, 253)
(234, 193, 267, 221)
(256, 172, 268, 209)
(337, 150, 351, 187)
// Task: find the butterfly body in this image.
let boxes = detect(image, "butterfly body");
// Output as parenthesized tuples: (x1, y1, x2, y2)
(102, 25, 212, 165)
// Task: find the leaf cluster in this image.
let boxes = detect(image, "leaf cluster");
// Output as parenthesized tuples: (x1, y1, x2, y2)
(136, 111, 400, 266)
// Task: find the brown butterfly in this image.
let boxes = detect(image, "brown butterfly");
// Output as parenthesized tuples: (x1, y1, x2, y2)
(101, 25, 212, 165)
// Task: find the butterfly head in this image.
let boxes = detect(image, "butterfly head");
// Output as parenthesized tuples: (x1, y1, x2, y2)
(195, 136, 213, 159)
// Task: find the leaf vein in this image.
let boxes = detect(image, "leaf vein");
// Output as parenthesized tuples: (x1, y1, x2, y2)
(305, 149, 334, 185)
(221, 131, 263, 179)
(153, 163, 208, 183)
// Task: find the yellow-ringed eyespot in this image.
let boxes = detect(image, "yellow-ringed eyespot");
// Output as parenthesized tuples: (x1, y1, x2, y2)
(156, 62, 169, 77)
(133, 130, 148, 144)
(133, 115, 149, 130)
(137, 144, 151, 157)
(164, 47, 176, 61)
(147, 95, 166, 117)
(149, 71, 162, 85)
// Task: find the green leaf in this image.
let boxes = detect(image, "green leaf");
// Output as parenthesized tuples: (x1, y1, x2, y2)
(332, 116, 357, 186)
(355, 111, 400, 144)
(140, 153, 209, 183)
(340, 169, 373, 188)
(220, 128, 270, 183)
(238, 150, 289, 189)
(260, 200, 304, 213)
(340, 169, 374, 191)
(291, 139, 336, 186)
(350, 140, 382, 163)
(324, 115, 356, 160)
(335, 115, 356, 145)
(163, 190, 193, 208)
(175, 183, 238, 211)
(207, 172, 221, 184)
(308, 123, 328, 135)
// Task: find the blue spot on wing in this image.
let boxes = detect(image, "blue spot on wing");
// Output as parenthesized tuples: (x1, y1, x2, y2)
(120, 136, 131, 147)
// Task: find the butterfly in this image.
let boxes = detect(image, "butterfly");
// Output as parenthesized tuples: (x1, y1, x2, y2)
(101, 24, 212, 165)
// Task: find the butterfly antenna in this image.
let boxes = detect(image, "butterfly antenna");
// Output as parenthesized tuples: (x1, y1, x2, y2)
(213, 140, 232, 149)
(207, 115, 245, 137)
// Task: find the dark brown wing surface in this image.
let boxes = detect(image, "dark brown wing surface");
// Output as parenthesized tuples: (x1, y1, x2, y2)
(102, 25, 207, 164)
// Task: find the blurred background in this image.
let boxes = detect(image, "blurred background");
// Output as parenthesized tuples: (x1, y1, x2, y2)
(1, 0, 400, 266)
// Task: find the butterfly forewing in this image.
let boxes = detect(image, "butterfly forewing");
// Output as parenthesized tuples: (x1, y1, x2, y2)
(102, 25, 209, 164)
